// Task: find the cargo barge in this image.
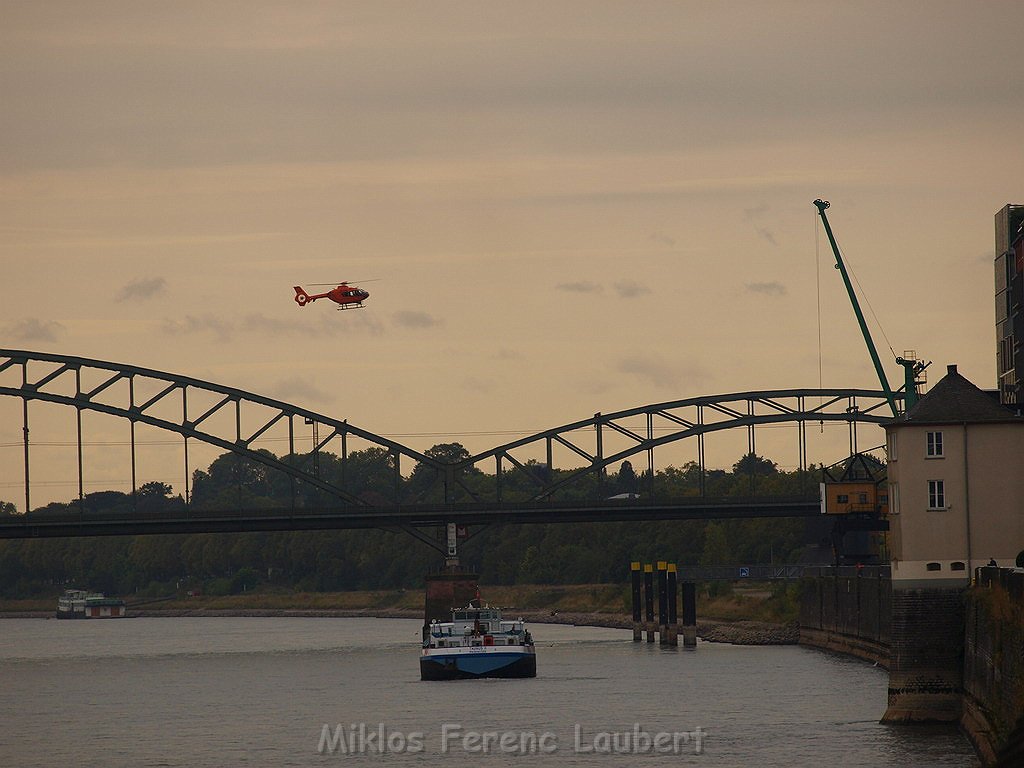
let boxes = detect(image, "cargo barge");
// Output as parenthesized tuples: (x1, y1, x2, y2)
(420, 603, 536, 680)
(56, 589, 126, 619)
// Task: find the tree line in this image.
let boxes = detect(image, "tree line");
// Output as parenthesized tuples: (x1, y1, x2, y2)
(0, 444, 826, 598)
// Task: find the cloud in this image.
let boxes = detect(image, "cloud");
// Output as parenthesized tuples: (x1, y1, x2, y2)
(755, 227, 778, 246)
(241, 313, 308, 336)
(556, 280, 650, 298)
(743, 203, 769, 219)
(4, 317, 66, 343)
(392, 310, 441, 329)
(159, 311, 385, 342)
(615, 356, 679, 389)
(496, 348, 523, 360)
(462, 376, 495, 395)
(555, 281, 603, 294)
(160, 314, 234, 342)
(265, 377, 335, 405)
(247, 312, 384, 337)
(613, 280, 652, 299)
(116, 276, 167, 302)
(615, 355, 709, 390)
(649, 232, 676, 247)
(745, 281, 787, 296)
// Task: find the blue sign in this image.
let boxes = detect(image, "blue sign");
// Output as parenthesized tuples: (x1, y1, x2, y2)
(739, 567, 750, 577)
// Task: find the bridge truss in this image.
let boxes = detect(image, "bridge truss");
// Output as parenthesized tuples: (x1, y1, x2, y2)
(0, 350, 900, 543)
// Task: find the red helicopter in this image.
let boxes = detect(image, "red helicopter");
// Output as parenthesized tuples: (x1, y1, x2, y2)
(293, 281, 373, 310)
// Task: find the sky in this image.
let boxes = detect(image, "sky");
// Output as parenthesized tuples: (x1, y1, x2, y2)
(2, 1, 1023, 507)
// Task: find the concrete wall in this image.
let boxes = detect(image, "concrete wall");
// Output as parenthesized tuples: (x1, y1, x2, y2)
(799, 566, 890, 667)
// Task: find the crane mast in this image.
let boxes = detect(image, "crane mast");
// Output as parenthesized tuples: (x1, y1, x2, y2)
(813, 199, 900, 418)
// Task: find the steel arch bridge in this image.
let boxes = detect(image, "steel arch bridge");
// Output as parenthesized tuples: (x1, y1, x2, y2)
(0, 350, 900, 541)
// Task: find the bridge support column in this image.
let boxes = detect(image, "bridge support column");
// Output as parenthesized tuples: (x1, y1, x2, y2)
(424, 570, 480, 625)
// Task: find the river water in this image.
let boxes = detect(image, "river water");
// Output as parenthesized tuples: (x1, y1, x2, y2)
(1, 617, 977, 767)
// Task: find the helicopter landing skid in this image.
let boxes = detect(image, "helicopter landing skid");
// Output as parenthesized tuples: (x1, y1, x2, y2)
(337, 303, 365, 310)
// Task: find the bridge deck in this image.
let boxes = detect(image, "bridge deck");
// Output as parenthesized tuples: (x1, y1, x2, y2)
(0, 495, 821, 538)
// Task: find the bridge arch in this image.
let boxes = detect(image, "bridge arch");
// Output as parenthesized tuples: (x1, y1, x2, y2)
(454, 389, 900, 501)
(0, 349, 443, 511)
(0, 350, 901, 511)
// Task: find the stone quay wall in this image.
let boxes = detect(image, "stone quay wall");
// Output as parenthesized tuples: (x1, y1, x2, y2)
(798, 565, 890, 667)
(962, 567, 1024, 767)
(800, 565, 1024, 766)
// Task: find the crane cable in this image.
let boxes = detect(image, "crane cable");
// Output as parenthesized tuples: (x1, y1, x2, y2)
(815, 211, 824, 433)
(843, 251, 898, 361)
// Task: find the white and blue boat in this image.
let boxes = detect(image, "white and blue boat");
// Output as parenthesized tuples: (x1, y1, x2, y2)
(420, 604, 536, 680)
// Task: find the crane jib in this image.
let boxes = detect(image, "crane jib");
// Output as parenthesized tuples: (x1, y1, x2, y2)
(813, 200, 899, 419)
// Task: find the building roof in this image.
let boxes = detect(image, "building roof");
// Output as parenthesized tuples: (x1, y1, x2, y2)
(822, 452, 886, 483)
(898, 364, 1022, 425)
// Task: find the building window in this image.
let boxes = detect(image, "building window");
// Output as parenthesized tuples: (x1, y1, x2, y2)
(858, 493, 868, 504)
(890, 483, 899, 514)
(887, 432, 897, 461)
(951, 562, 966, 571)
(926, 431, 943, 457)
(926, 562, 942, 571)
(928, 480, 945, 509)
(837, 494, 849, 504)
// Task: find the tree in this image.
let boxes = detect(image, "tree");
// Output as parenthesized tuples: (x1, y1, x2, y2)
(404, 443, 476, 502)
(614, 461, 638, 495)
(732, 452, 777, 476)
(134, 482, 181, 513)
(0, 500, 17, 516)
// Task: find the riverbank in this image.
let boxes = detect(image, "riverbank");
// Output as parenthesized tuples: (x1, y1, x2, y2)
(0, 582, 799, 645)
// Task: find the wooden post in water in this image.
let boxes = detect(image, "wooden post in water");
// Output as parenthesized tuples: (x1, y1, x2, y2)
(681, 580, 697, 647)
(657, 561, 668, 645)
(667, 563, 679, 646)
(630, 561, 642, 642)
(644, 563, 655, 643)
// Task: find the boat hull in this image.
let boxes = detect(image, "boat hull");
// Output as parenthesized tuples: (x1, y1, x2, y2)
(420, 651, 536, 680)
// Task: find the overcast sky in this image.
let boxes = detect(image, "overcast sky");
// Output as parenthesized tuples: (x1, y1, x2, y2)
(2, 2, 1023, 505)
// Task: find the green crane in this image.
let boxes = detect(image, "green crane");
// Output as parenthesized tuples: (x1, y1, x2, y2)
(813, 199, 927, 417)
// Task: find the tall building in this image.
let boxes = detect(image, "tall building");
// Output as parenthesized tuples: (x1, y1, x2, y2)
(995, 204, 1024, 405)
(882, 364, 1024, 723)
(886, 364, 1024, 585)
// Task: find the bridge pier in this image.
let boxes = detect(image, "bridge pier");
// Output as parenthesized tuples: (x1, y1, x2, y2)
(424, 568, 480, 625)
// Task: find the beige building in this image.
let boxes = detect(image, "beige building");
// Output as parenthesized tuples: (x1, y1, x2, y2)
(886, 364, 1024, 588)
